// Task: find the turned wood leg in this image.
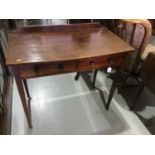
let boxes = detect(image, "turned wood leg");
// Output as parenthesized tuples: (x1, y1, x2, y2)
(92, 69, 98, 88)
(74, 72, 81, 81)
(23, 79, 31, 100)
(130, 85, 144, 110)
(15, 75, 32, 128)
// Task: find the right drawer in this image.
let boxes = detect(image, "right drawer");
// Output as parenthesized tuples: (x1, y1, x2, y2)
(78, 53, 125, 70)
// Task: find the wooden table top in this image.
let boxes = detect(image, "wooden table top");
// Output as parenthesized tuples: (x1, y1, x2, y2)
(6, 23, 134, 66)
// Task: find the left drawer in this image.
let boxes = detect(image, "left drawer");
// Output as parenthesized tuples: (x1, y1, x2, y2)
(19, 61, 77, 78)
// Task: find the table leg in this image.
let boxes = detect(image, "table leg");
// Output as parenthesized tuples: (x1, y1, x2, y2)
(15, 75, 32, 128)
(106, 70, 121, 110)
(23, 79, 31, 100)
(106, 78, 117, 110)
(92, 69, 98, 88)
(74, 72, 81, 81)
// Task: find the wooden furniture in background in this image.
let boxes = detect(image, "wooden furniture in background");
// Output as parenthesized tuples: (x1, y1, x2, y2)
(90, 19, 152, 88)
(116, 19, 152, 68)
(6, 23, 133, 128)
(103, 19, 153, 109)
(149, 19, 155, 35)
(130, 52, 155, 110)
(0, 20, 13, 135)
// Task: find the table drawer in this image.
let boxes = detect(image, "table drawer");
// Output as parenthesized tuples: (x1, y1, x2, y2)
(19, 54, 125, 78)
(19, 61, 77, 78)
(78, 54, 125, 70)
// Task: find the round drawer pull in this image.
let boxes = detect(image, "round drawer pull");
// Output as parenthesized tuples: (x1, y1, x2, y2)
(89, 60, 94, 66)
(34, 65, 39, 73)
(57, 63, 64, 71)
(108, 59, 114, 65)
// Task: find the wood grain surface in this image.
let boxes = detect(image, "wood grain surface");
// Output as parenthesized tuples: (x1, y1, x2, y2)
(6, 23, 133, 66)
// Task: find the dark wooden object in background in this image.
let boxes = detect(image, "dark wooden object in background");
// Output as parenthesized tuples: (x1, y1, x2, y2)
(115, 19, 151, 72)
(0, 20, 13, 135)
(6, 23, 133, 128)
(149, 19, 155, 35)
(69, 19, 92, 24)
(130, 52, 155, 110)
(90, 19, 152, 92)
(98, 19, 152, 110)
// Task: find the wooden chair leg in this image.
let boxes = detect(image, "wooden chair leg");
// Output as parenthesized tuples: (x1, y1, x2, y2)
(74, 72, 81, 81)
(92, 69, 98, 88)
(117, 72, 129, 94)
(121, 73, 129, 87)
(130, 85, 144, 110)
(23, 79, 31, 100)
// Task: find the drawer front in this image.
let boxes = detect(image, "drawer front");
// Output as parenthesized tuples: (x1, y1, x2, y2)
(18, 54, 125, 78)
(78, 54, 125, 70)
(19, 61, 77, 78)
